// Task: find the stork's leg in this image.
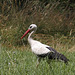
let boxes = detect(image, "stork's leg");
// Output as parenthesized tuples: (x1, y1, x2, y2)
(46, 57, 52, 69)
(36, 57, 41, 67)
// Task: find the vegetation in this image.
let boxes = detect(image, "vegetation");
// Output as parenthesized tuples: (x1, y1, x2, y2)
(0, 0, 75, 46)
(0, 0, 75, 75)
(0, 46, 75, 75)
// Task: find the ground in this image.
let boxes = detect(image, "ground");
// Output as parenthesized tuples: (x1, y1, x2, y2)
(0, 46, 75, 75)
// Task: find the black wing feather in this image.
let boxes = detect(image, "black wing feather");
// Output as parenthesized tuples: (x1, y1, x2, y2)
(46, 47, 69, 64)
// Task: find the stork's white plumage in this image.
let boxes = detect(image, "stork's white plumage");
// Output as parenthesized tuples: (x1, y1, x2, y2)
(21, 24, 69, 66)
(21, 24, 53, 55)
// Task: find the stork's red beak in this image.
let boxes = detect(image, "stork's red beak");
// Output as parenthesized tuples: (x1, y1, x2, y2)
(21, 29, 30, 39)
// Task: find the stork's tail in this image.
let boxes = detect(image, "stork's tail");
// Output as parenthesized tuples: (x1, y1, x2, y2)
(46, 47, 69, 64)
(48, 52, 69, 64)
(56, 53, 69, 64)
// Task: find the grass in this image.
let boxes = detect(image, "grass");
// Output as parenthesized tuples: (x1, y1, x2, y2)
(0, 1, 75, 74)
(0, 46, 75, 75)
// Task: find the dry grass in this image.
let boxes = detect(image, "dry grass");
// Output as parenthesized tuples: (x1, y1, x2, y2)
(0, 0, 75, 47)
(68, 45, 75, 52)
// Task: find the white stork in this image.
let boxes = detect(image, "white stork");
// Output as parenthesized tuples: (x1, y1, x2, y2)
(21, 24, 69, 66)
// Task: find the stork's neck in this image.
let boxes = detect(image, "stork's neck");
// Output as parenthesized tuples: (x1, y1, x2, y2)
(28, 31, 35, 45)
(28, 31, 34, 38)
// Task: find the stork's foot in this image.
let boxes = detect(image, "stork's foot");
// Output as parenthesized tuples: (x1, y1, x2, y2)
(36, 63, 39, 68)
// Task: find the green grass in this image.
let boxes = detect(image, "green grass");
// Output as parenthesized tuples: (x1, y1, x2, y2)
(0, 46, 75, 75)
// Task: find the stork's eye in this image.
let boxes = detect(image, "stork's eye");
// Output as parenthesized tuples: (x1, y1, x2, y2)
(30, 26, 32, 28)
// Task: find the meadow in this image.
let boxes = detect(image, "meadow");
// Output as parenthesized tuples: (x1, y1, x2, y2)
(0, 0, 75, 75)
(0, 45, 75, 75)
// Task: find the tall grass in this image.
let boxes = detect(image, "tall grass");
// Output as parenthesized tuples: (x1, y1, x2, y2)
(0, 46, 75, 75)
(0, 0, 75, 46)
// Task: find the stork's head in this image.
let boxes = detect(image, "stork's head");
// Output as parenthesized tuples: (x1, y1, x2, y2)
(28, 24, 37, 31)
(21, 24, 37, 39)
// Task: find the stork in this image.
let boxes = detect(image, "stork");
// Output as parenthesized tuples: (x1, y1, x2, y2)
(21, 24, 69, 66)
